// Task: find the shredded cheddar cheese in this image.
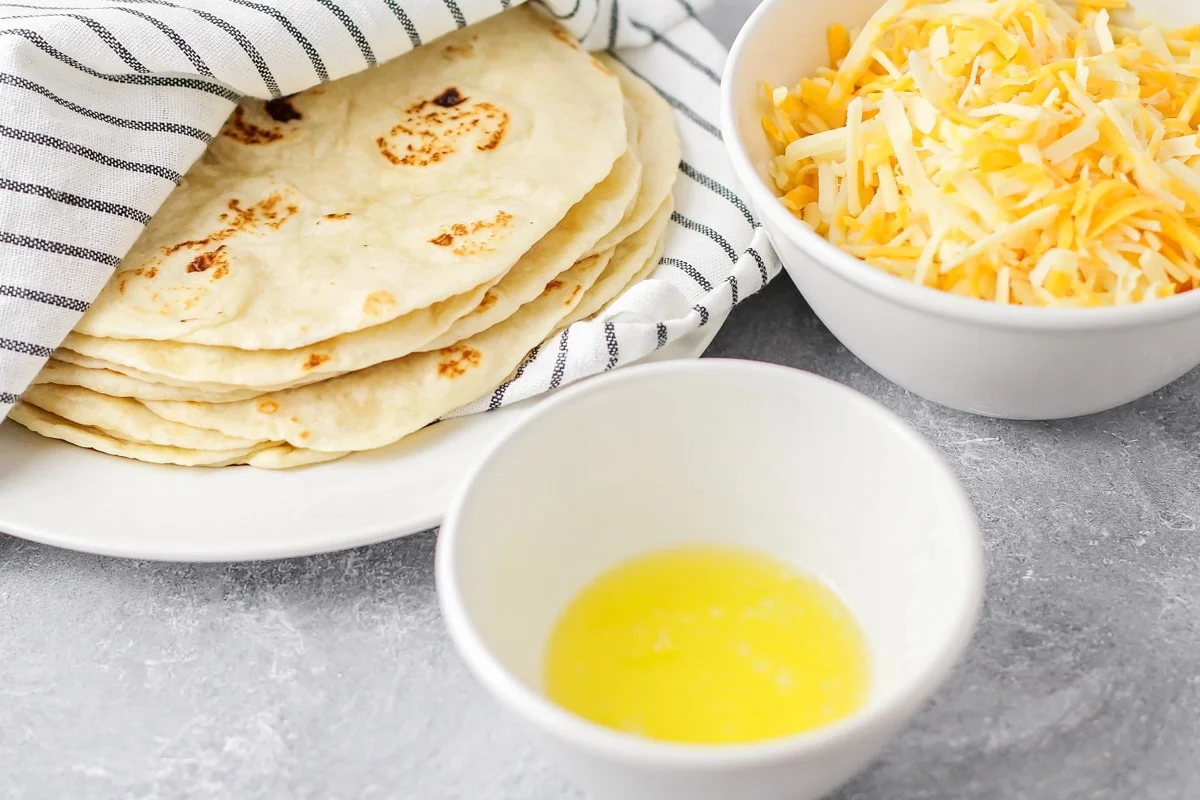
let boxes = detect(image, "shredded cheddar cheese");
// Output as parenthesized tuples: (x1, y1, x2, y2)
(763, 0, 1200, 306)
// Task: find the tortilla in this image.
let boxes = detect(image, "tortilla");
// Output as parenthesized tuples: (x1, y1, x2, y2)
(557, 198, 673, 332)
(142, 253, 613, 452)
(21, 384, 260, 450)
(15, 17, 689, 470)
(8, 403, 344, 468)
(7, 404, 263, 467)
(626, 237, 668, 287)
(584, 55, 681, 258)
(244, 446, 348, 469)
(419, 106, 643, 351)
(57, 125, 642, 388)
(73, 7, 627, 350)
(31, 359, 263, 403)
(51, 350, 292, 394)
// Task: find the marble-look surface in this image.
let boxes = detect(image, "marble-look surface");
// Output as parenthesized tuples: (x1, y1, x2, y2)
(5, 3, 1200, 798)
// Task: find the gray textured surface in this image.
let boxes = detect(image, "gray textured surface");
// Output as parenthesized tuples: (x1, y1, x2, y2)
(4, 3, 1200, 798)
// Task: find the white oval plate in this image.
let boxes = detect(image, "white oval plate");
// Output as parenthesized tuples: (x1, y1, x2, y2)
(0, 322, 722, 562)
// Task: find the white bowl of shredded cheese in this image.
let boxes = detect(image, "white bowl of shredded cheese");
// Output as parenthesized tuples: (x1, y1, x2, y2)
(722, 0, 1200, 419)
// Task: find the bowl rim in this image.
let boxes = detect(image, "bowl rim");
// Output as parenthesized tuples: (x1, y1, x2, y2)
(436, 358, 985, 769)
(719, 0, 1200, 333)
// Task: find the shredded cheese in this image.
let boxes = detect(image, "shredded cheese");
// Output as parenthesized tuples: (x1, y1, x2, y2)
(761, 0, 1200, 306)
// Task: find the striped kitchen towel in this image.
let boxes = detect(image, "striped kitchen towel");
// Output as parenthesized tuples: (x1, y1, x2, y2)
(0, 0, 780, 421)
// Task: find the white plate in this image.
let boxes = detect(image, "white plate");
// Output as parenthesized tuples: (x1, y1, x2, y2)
(0, 322, 722, 562)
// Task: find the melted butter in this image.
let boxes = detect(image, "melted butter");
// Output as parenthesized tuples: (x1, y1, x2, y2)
(543, 544, 871, 744)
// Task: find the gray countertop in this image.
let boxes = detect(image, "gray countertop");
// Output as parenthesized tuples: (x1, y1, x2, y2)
(4, 3, 1200, 798)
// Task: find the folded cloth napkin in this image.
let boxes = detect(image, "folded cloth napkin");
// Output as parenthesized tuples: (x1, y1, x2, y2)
(0, 0, 780, 423)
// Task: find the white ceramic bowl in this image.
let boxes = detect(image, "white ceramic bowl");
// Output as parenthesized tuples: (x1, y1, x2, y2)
(721, 0, 1200, 420)
(437, 359, 984, 800)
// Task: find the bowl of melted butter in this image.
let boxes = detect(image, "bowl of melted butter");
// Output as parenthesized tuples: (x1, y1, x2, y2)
(543, 543, 871, 745)
(437, 359, 983, 800)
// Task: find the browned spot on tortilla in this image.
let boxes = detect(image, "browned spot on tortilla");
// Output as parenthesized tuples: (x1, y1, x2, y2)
(211, 263, 229, 280)
(566, 284, 583, 305)
(541, 279, 564, 297)
(427, 211, 514, 257)
(474, 103, 509, 151)
(465, 290, 500, 318)
(302, 353, 331, 371)
(165, 195, 297, 256)
(298, 430, 310, 440)
(375, 136, 402, 165)
(221, 106, 283, 144)
(443, 42, 475, 59)
(362, 290, 397, 317)
(324, 212, 351, 220)
(142, 286, 207, 317)
(376, 97, 510, 166)
(117, 263, 160, 296)
(264, 96, 302, 123)
(289, 416, 299, 423)
(129, 265, 159, 279)
(433, 87, 467, 108)
(185, 246, 228, 274)
(437, 344, 482, 379)
(549, 23, 581, 48)
(257, 400, 279, 414)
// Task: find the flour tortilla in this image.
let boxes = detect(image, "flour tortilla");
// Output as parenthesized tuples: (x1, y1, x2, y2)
(419, 105, 643, 352)
(7, 404, 264, 467)
(9, 403, 344, 468)
(58, 128, 642, 389)
(557, 198, 673, 332)
(74, 7, 627, 350)
(584, 55, 681, 258)
(627, 236, 668, 287)
(63, 283, 487, 389)
(244, 446, 348, 469)
(31, 359, 263, 403)
(21, 384, 260, 450)
(143, 253, 613, 452)
(51, 350, 293, 394)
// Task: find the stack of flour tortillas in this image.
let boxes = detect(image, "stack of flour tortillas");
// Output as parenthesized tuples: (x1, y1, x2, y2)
(10, 7, 680, 469)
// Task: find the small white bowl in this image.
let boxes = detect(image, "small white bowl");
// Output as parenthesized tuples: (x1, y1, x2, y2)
(721, 0, 1200, 420)
(437, 359, 984, 800)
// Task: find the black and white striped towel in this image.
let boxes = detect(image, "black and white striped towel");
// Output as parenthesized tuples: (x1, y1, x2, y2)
(0, 0, 779, 423)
